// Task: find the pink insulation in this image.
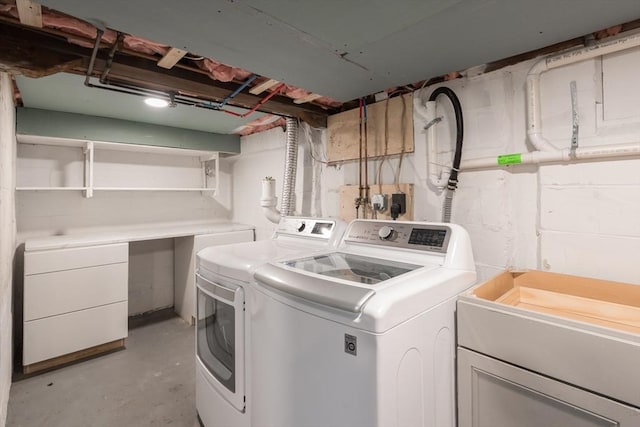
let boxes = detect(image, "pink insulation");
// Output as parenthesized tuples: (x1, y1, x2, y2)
(197, 58, 253, 82)
(123, 36, 170, 56)
(43, 13, 118, 44)
(237, 115, 286, 136)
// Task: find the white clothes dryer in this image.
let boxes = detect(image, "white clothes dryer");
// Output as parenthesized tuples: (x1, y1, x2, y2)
(195, 217, 346, 427)
(251, 219, 477, 427)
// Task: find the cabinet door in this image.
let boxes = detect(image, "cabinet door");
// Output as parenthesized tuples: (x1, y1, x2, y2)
(457, 348, 640, 427)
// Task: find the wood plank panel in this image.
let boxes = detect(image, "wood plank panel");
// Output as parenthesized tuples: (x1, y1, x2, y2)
(16, 0, 43, 27)
(157, 47, 187, 69)
(24, 339, 125, 375)
(249, 79, 280, 95)
(327, 93, 414, 163)
(338, 183, 413, 223)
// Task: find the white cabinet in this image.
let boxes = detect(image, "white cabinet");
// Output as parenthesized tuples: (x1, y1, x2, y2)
(458, 348, 640, 427)
(23, 243, 129, 372)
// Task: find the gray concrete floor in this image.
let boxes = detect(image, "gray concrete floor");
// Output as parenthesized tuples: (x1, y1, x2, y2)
(7, 316, 200, 427)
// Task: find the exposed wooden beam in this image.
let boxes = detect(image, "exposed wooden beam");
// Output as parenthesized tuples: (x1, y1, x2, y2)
(16, 0, 43, 28)
(157, 47, 187, 69)
(294, 93, 322, 104)
(249, 78, 280, 95)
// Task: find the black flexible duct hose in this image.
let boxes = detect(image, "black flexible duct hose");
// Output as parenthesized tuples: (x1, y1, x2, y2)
(428, 87, 464, 191)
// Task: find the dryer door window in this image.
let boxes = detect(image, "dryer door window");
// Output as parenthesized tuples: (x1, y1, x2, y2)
(196, 273, 245, 411)
(199, 294, 236, 391)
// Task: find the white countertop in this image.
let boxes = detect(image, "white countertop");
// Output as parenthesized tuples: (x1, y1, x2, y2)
(25, 221, 255, 251)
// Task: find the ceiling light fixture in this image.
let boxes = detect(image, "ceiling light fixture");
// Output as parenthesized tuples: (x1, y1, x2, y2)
(144, 97, 170, 108)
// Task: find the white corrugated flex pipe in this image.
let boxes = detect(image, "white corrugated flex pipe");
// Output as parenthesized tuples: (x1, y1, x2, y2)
(461, 29, 640, 171)
(280, 117, 298, 216)
(261, 117, 299, 223)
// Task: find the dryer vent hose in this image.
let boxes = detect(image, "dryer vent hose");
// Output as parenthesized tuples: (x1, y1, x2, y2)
(280, 117, 298, 217)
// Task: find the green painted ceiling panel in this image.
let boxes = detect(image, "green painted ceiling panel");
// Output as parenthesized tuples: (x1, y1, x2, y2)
(17, 108, 240, 153)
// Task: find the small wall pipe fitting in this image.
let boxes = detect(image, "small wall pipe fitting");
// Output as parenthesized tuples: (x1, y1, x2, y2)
(261, 177, 281, 224)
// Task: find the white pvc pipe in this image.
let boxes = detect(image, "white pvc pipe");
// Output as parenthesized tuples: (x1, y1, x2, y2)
(461, 30, 640, 171)
(261, 178, 281, 224)
(526, 29, 640, 153)
(460, 142, 640, 170)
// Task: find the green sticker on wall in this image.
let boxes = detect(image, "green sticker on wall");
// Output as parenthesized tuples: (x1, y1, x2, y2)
(497, 153, 522, 165)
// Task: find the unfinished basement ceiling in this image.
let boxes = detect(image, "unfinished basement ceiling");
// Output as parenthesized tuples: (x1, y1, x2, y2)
(16, 73, 266, 134)
(37, 0, 640, 102)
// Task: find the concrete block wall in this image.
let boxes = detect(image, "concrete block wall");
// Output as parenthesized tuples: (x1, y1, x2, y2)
(231, 47, 640, 285)
(0, 73, 16, 427)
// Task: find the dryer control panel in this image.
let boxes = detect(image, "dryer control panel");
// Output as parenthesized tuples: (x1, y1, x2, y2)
(344, 220, 451, 253)
(275, 217, 343, 241)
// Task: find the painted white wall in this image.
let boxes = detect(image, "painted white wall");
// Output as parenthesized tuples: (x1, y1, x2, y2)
(128, 239, 174, 316)
(16, 143, 232, 317)
(0, 72, 16, 427)
(231, 47, 640, 285)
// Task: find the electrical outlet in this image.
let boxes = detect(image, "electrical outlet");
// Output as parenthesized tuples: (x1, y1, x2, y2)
(390, 193, 406, 220)
(371, 194, 386, 212)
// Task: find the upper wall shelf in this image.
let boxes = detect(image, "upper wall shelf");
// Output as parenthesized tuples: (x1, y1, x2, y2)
(16, 134, 219, 197)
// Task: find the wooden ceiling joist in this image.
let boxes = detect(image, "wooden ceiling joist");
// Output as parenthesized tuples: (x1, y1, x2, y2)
(157, 47, 187, 69)
(16, 0, 43, 28)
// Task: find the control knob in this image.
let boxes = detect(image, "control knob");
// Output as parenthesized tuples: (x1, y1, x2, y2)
(378, 226, 394, 241)
(296, 221, 306, 232)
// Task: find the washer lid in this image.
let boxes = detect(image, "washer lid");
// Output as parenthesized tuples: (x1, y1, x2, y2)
(255, 262, 376, 313)
(282, 252, 421, 285)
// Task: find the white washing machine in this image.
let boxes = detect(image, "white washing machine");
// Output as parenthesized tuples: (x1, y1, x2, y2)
(195, 217, 346, 427)
(251, 219, 477, 427)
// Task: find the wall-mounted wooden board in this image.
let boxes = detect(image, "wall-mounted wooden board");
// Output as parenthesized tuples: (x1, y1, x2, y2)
(327, 93, 414, 163)
(338, 183, 414, 223)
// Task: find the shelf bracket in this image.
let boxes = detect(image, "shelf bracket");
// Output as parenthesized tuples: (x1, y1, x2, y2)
(83, 141, 94, 198)
(200, 153, 219, 197)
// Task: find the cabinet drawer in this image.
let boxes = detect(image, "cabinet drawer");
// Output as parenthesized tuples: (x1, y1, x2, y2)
(24, 263, 128, 321)
(23, 301, 128, 365)
(25, 243, 128, 275)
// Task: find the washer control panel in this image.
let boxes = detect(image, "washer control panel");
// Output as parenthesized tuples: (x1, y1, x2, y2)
(345, 221, 451, 253)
